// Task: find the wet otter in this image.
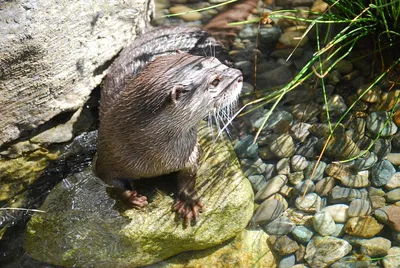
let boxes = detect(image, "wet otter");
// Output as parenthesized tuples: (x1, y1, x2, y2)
(96, 26, 243, 223)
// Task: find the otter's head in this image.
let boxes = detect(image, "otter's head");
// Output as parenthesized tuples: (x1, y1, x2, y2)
(165, 53, 242, 122)
(124, 53, 242, 128)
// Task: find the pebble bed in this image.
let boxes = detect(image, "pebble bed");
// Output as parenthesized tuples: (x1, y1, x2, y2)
(157, 0, 400, 267)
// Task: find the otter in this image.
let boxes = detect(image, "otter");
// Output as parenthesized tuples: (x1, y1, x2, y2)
(95, 26, 243, 223)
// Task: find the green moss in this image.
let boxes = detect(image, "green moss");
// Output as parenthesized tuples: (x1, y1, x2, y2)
(0, 148, 59, 201)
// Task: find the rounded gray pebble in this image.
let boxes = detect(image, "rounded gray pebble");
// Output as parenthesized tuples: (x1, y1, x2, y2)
(313, 211, 337, 236)
(371, 160, 396, 187)
(373, 138, 392, 159)
(292, 226, 313, 244)
(293, 180, 315, 196)
(234, 135, 259, 159)
(253, 199, 285, 225)
(348, 199, 371, 217)
(295, 193, 322, 212)
(255, 175, 287, 202)
(268, 133, 295, 158)
(276, 158, 291, 175)
(304, 160, 327, 182)
(278, 254, 296, 268)
(366, 111, 398, 137)
(263, 216, 296, 235)
(291, 155, 309, 172)
(386, 188, 400, 202)
(247, 175, 266, 192)
(353, 152, 378, 171)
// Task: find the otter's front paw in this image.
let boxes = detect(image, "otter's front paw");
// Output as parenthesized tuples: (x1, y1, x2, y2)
(173, 199, 203, 225)
(121, 190, 148, 209)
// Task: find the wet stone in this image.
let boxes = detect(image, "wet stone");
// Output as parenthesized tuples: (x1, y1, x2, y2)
(335, 59, 353, 74)
(330, 255, 371, 268)
(313, 211, 336, 236)
(373, 138, 392, 159)
(325, 162, 353, 181)
(276, 158, 291, 175)
(268, 134, 295, 158)
(268, 235, 299, 256)
(344, 216, 384, 238)
(371, 160, 396, 187)
(386, 172, 400, 190)
(304, 160, 327, 182)
(295, 136, 318, 158)
(293, 180, 315, 196)
(369, 195, 386, 210)
(346, 94, 369, 111)
(324, 94, 348, 114)
(345, 236, 391, 258)
(290, 155, 309, 172)
(284, 208, 314, 226)
(290, 122, 311, 142)
(278, 185, 292, 199)
(373, 89, 400, 111)
(235, 135, 259, 159)
(247, 175, 266, 193)
(250, 110, 293, 131)
(295, 244, 306, 263)
(348, 199, 371, 217)
(278, 254, 295, 268)
(382, 246, 400, 268)
(346, 117, 366, 142)
(322, 204, 349, 223)
(240, 158, 268, 177)
(315, 177, 336, 196)
(359, 237, 391, 257)
(295, 193, 323, 213)
(263, 163, 277, 181)
(341, 171, 370, 188)
(366, 111, 398, 137)
(253, 199, 285, 225)
(356, 84, 381, 103)
(353, 152, 378, 171)
(386, 153, 400, 166)
(169, 5, 202, 21)
(317, 134, 360, 160)
(279, 31, 309, 47)
(292, 225, 314, 244)
(331, 223, 345, 237)
(255, 175, 287, 202)
(329, 186, 368, 204)
(291, 102, 321, 122)
(305, 236, 352, 268)
(263, 216, 296, 235)
(386, 189, 400, 203)
(288, 171, 304, 185)
(309, 123, 345, 138)
(257, 65, 293, 88)
(269, 193, 289, 210)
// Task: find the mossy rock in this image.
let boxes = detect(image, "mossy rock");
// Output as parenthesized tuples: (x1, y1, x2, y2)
(24, 124, 254, 267)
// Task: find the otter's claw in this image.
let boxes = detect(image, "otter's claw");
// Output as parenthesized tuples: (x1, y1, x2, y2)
(121, 190, 148, 209)
(173, 200, 203, 225)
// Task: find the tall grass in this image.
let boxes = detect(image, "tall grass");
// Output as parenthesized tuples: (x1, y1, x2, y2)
(232, 0, 400, 162)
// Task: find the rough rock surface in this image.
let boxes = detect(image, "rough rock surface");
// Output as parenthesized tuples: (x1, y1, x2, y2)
(156, 228, 277, 268)
(24, 124, 254, 267)
(0, 0, 153, 146)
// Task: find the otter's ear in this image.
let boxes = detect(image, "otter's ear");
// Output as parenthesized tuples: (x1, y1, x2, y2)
(170, 85, 185, 105)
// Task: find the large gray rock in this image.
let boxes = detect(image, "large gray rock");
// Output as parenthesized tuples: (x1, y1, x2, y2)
(0, 0, 153, 146)
(24, 124, 254, 267)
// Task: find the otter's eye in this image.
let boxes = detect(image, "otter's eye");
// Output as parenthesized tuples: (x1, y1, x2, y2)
(211, 78, 220, 86)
